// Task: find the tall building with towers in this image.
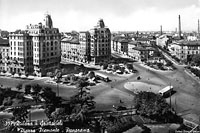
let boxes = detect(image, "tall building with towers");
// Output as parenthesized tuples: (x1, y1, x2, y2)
(89, 19, 111, 64)
(61, 19, 111, 65)
(9, 13, 61, 76)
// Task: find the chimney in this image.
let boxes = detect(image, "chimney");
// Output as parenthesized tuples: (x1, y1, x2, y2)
(198, 19, 199, 35)
(178, 15, 181, 38)
(160, 25, 163, 35)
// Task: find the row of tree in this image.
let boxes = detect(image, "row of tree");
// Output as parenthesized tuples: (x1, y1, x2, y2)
(134, 91, 183, 123)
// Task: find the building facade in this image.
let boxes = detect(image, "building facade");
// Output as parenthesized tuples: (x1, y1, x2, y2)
(170, 40, 200, 62)
(8, 14, 61, 76)
(90, 19, 111, 64)
(79, 32, 91, 63)
(128, 41, 155, 61)
(61, 38, 80, 63)
(9, 31, 33, 75)
(0, 37, 9, 72)
(61, 32, 90, 63)
(112, 36, 129, 55)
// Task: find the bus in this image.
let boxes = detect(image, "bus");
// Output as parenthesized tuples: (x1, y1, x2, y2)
(158, 86, 173, 97)
(95, 72, 110, 82)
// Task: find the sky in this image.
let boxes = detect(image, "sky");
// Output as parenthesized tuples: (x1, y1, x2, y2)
(1, 0, 200, 32)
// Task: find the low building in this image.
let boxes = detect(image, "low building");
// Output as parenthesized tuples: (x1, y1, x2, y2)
(136, 37, 150, 44)
(170, 40, 200, 62)
(128, 41, 137, 58)
(112, 36, 129, 55)
(128, 41, 155, 61)
(156, 34, 172, 48)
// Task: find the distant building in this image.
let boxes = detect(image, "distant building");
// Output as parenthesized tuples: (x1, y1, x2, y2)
(61, 37, 80, 63)
(136, 37, 150, 44)
(170, 40, 200, 62)
(112, 36, 129, 55)
(89, 19, 111, 64)
(128, 41, 138, 58)
(156, 34, 172, 48)
(128, 41, 155, 61)
(61, 31, 91, 63)
(9, 13, 61, 76)
(0, 37, 9, 72)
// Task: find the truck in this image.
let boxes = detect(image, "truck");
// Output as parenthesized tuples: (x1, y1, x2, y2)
(158, 86, 173, 97)
(95, 72, 110, 82)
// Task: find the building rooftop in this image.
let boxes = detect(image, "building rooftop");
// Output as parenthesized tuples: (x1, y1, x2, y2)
(61, 37, 79, 44)
(136, 37, 150, 42)
(0, 37, 9, 47)
(174, 40, 200, 46)
(9, 30, 28, 35)
(128, 40, 137, 45)
(132, 46, 155, 51)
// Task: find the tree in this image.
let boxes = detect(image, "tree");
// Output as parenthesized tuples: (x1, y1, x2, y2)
(15, 93, 25, 103)
(31, 84, 42, 103)
(41, 87, 56, 104)
(134, 91, 182, 123)
(126, 63, 134, 70)
(47, 72, 54, 78)
(3, 97, 12, 106)
(11, 71, 15, 76)
(165, 60, 173, 66)
(102, 63, 108, 70)
(88, 71, 95, 79)
(12, 105, 29, 122)
(25, 72, 29, 77)
(192, 54, 200, 66)
(79, 64, 85, 72)
(16, 83, 23, 91)
(113, 64, 120, 71)
(55, 70, 62, 97)
(24, 84, 31, 94)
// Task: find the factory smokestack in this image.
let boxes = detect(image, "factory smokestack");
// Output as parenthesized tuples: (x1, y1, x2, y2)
(178, 15, 181, 38)
(198, 19, 199, 35)
(160, 25, 162, 35)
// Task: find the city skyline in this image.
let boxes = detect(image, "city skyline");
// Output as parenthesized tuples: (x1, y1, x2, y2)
(1, 0, 200, 32)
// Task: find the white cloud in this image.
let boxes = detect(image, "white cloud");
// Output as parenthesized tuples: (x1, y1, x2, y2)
(1, 1, 200, 32)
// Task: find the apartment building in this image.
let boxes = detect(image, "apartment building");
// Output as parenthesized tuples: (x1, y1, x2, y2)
(79, 31, 91, 63)
(89, 19, 111, 64)
(170, 40, 200, 62)
(128, 41, 155, 61)
(9, 14, 61, 76)
(0, 37, 9, 72)
(9, 31, 33, 74)
(61, 38, 80, 63)
(112, 36, 129, 55)
(61, 31, 91, 63)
